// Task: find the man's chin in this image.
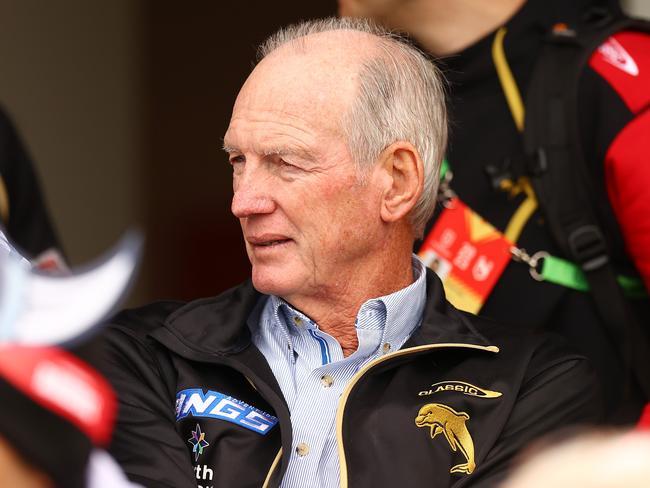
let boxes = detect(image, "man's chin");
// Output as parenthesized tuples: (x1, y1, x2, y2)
(250, 267, 300, 298)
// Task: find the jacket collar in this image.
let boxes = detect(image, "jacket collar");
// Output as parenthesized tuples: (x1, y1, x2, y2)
(406, 270, 492, 348)
(152, 269, 492, 356)
(150, 280, 260, 356)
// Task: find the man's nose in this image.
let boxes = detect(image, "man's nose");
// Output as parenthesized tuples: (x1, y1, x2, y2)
(231, 167, 276, 218)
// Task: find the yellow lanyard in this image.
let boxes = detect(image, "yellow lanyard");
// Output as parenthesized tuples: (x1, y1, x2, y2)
(491, 27, 538, 244)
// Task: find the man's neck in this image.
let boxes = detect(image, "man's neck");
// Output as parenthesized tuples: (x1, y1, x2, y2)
(283, 249, 415, 357)
(380, 0, 526, 57)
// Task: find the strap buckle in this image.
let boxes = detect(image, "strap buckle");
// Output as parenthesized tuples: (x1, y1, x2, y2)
(567, 225, 609, 271)
(511, 247, 548, 282)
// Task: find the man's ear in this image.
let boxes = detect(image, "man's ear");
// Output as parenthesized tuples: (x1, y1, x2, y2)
(378, 141, 424, 224)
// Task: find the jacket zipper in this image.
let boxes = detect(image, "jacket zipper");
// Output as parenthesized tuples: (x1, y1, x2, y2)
(262, 448, 283, 488)
(335, 342, 499, 488)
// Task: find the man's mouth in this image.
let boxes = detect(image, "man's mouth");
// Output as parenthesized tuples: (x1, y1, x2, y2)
(257, 239, 290, 247)
(247, 235, 292, 248)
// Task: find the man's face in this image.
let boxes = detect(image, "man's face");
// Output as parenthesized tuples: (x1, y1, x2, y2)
(224, 36, 386, 304)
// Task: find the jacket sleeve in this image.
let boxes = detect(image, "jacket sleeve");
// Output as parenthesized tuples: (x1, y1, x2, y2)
(96, 324, 197, 488)
(461, 339, 603, 487)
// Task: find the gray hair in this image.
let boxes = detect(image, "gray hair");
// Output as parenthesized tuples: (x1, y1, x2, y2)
(258, 17, 447, 237)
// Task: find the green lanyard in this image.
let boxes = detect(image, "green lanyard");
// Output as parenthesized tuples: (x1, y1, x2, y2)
(540, 254, 646, 298)
(440, 158, 450, 182)
(511, 248, 646, 298)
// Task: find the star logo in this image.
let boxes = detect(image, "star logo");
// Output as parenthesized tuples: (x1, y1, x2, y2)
(188, 423, 210, 461)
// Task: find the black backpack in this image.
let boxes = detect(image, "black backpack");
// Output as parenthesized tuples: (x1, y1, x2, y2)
(524, 7, 650, 399)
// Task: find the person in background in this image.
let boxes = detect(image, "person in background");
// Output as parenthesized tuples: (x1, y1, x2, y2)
(340, 0, 650, 421)
(0, 229, 141, 487)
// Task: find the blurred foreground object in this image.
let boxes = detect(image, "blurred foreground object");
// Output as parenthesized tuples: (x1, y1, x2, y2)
(0, 346, 116, 487)
(500, 430, 650, 488)
(0, 230, 141, 346)
(0, 230, 142, 487)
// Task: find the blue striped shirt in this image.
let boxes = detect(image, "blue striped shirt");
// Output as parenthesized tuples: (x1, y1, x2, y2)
(249, 255, 427, 487)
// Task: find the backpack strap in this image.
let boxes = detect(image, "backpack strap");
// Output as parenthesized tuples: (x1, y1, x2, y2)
(524, 13, 650, 399)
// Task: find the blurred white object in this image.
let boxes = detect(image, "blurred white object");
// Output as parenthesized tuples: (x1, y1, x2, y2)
(86, 450, 142, 488)
(500, 430, 650, 488)
(0, 229, 141, 346)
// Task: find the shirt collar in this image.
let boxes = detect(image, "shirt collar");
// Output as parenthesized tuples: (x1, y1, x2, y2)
(358, 255, 426, 349)
(267, 254, 427, 349)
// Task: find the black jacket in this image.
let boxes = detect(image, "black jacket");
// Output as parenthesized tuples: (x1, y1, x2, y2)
(98, 271, 602, 488)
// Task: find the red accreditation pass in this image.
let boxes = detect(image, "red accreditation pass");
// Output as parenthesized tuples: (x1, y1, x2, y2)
(418, 198, 512, 314)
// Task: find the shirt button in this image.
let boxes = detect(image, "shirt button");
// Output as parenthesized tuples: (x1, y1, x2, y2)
(296, 442, 310, 457)
(321, 375, 334, 388)
(382, 342, 391, 354)
(293, 316, 303, 326)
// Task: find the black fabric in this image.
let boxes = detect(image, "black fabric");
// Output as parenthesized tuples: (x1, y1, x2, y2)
(420, 0, 649, 420)
(0, 106, 62, 258)
(96, 271, 602, 488)
(0, 377, 90, 488)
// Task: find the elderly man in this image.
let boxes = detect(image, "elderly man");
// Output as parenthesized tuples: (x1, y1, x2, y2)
(98, 18, 600, 488)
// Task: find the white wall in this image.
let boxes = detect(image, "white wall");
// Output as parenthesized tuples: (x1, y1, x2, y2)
(0, 1, 144, 269)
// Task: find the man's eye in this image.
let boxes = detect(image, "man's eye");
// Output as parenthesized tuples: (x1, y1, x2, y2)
(229, 155, 245, 165)
(278, 158, 304, 171)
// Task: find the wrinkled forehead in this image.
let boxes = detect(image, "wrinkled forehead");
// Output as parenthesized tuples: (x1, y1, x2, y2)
(231, 30, 380, 131)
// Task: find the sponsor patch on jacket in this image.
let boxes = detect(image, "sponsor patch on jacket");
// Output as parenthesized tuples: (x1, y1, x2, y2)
(419, 381, 502, 399)
(188, 423, 210, 461)
(175, 388, 278, 435)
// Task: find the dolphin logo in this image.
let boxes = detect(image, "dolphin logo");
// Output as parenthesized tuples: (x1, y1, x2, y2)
(415, 403, 476, 475)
